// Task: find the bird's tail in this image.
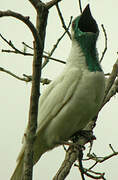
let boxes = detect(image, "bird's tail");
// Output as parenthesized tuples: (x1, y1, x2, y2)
(10, 149, 24, 180)
(10, 137, 47, 180)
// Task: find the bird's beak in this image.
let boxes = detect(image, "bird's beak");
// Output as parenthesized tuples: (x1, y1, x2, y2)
(78, 4, 98, 33)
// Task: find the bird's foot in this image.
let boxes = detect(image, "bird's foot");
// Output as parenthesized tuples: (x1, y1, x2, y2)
(70, 130, 96, 143)
(78, 130, 96, 142)
(58, 131, 96, 151)
(59, 140, 75, 146)
(59, 140, 85, 152)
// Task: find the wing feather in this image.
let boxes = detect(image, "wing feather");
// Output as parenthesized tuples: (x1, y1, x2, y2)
(37, 67, 81, 133)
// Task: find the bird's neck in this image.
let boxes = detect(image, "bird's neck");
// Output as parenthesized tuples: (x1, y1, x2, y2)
(67, 40, 102, 72)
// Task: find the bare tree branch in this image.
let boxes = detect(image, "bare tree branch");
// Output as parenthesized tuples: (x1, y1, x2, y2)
(22, 42, 34, 50)
(0, 10, 41, 45)
(28, 0, 46, 12)
(0, 33, 66, 64)
(53, 145, 79, 180)
(23, 74, 52, 84)
(43, 55, 66, 64)
(0, 2, 48, 180)
(83, 169, 106, 180)
(78, 149, 85, 180)
(1, 50, 66, 64)
(100, 24, 108, 62)
(2, 49, 66, 63)
(53, 134, 92, 180)
(102, 76, 118, 107)
(22, 2, 48, 179)
(0, 67, 31, 82)
(56, 4, 71, 39)
(87, 146, 118, 164)
(75, 164, 106, 180)
(78, 0, 82, 13)
(1, 49, 32, 56)
(0, 8, 48, 179)
(0, 33, 33, 56)
(42, 16, 72, 68)
(0, 66, 52, 85)
(0, 8, 46, 180)
(46, 0, 62, 9)
(103, 58, 118, 106)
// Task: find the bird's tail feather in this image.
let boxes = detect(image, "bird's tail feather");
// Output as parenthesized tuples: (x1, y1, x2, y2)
(10, 138, 47, 180)
(10, 151, 24, 180)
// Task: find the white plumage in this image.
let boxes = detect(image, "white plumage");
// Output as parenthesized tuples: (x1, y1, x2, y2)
(11, 5, 105, 180)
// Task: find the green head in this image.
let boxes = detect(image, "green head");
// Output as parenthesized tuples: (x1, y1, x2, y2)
(72, 5, 102, 72)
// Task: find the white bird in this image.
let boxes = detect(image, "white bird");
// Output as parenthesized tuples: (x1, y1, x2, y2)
(11, 4, 105, 180)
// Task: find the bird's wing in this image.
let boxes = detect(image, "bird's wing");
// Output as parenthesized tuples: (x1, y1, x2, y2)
(36, 67, 81, 134)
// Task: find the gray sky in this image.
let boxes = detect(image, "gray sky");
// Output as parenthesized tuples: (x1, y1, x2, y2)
(0, 0, 118, 179)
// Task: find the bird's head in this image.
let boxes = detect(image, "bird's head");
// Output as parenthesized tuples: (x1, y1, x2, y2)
(71, 4, 99, 50)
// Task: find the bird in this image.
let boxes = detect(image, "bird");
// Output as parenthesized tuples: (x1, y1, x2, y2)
(11, 4, 105, 180)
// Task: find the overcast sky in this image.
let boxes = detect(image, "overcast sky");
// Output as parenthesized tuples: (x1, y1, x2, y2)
(0, 0, 118, 179)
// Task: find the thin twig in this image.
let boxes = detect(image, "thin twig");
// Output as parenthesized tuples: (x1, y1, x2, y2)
(23, 74, 51, 85)
(84, 170, 106, 180)
(56, 4, 71, 39)
(86, 168, 105, 176)
(0, 67, 31, 82)
(74, 164, 106, 179)
(0, 33, 66, 64)
(1, 48, 66, 64)
(78, 0, 82, 13)
(78, 150, 85, 180)
(42, 16, 72, 68)
(0, 10, 41, 45)
(88, 162, 98, 170)
(1, 49, 33, 56)
(0, 66, 51, 85)
(88, 141, 94, 155)
(44, 51, 50, 55)
(102, 77, 118, 106)
(87, 150, 118, 163)
(109, 144, 116, 153)
(43, 55, 66, 64)
(22, 42, 33, 50)
(0, 34, 33, 56)
(100, 24, 107, 62)
(102, 58, 118, 106)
